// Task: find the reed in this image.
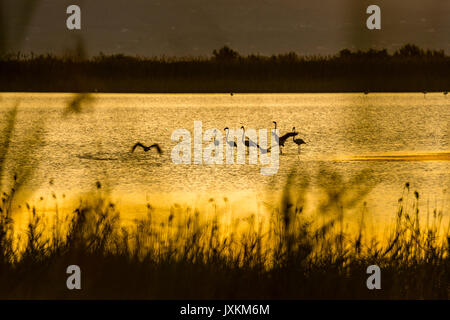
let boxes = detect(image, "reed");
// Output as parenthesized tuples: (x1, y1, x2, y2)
(0, 175, 448, 299)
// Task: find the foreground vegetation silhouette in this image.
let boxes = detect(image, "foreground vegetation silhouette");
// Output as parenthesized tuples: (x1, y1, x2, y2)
(0, 173, 448, 299)
(1, 44, 449, 93)
(1, 2, 447, 300)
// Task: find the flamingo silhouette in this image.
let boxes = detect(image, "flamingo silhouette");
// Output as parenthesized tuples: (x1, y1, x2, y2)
(272, 122, 298, 154)
(241, 126, 260, 149)
(292, 127, 306, 153)
(224, 127, 237, 148)
(279, 131, 298, 145)
(131, 142, 162, 154)
(279, 131, 298, 153)
(271, 121, 278, 140)
(213, 129, 221, 147)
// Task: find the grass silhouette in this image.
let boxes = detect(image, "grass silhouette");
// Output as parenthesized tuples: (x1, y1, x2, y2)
(0, 173, 448, 299)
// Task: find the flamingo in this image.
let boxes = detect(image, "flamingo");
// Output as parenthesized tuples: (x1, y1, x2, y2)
(224, 127, 237, 148)
(271, 121, 278, 140)
(131, 142, 162, 155)
(213, 129, 220, 147)
(272, 122, 298, 154)
(292, 127, 306, 153)
(241, 126, 260, 149)
(279, 131, 298, 148)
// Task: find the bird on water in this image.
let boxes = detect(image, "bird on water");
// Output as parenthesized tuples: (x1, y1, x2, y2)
(241, 126, 261, 149)
(224, 127, 237, 148)
(292, 127, 306, 153)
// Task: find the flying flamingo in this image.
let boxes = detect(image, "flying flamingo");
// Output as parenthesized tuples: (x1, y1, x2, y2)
(131, 142, 162, 155)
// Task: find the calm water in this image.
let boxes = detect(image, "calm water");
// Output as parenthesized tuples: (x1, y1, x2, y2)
(0, 93, 449, 222)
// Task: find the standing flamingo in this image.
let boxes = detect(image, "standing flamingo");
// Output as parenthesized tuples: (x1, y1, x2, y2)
(292, 127, 306, 153)
(213, 129, 220, 147)
(272, 122, 298, 154)
(224, 127, 237, 148)
(241, 126, 260, 149)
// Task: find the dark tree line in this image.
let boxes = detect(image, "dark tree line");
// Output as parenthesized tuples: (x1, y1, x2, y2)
(1, 44, 449, 92)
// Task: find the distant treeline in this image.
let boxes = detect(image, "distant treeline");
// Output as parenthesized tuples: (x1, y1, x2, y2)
(1, 44, 449, 93)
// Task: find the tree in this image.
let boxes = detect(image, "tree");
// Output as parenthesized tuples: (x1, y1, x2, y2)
(212, 46, 239, 61)
(396, 44, 424, 57)
(338, 49, 352, 58)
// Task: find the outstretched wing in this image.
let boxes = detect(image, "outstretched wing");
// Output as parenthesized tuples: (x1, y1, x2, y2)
(131, 142, 147, 152)
(150, 144, 162, 154)
(279, 132, 298, 145)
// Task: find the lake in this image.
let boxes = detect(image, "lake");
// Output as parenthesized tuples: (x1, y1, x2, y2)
(0, 92, 448, 226)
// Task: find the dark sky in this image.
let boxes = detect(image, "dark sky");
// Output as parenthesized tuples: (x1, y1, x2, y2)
(2, 0, 450, 57)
